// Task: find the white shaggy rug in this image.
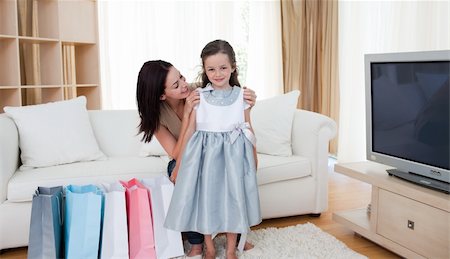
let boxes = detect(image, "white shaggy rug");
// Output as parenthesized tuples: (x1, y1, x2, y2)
(177, 222, 367, 259)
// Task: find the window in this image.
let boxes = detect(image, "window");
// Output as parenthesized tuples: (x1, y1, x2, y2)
(98, 1, 282, 109)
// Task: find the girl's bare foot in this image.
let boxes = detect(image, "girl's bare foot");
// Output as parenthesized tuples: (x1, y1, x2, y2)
(243, 241, 254, 251)
(204, 249, 216, 259)
(226, 250, 238, 259)
(204, 234, 215, 259)
(186, 243, 203, 257)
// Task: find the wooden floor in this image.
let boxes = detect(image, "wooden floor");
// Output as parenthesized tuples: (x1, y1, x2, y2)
(0, 160, 401, 259)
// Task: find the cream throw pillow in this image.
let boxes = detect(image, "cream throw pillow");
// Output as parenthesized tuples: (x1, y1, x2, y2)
(139, 135, 168, 157)
(4, 96, 106, 170)
(251, 90, 300, 156)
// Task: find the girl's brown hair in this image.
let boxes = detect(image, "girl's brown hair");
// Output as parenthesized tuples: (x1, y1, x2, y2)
(198, 39, 241, 88)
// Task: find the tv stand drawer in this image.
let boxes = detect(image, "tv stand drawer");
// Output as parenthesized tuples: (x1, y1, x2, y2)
(377, 189, 449, 258)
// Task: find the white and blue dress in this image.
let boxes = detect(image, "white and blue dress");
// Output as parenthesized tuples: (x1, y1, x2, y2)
(164, 84, 261, 234)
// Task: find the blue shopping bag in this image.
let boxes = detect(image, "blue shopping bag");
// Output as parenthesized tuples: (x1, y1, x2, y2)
(28, 186, 64, 259)
(64, 184, 104, 259)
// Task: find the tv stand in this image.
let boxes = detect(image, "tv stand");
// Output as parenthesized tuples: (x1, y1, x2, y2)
(332, 161, 450, 259)
(386, 169, 450, 194)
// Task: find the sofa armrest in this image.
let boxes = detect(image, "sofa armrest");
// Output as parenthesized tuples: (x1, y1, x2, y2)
(291, 109, 337, 211)
(292, 109, 337, 164)
(0, 115, 20, 203)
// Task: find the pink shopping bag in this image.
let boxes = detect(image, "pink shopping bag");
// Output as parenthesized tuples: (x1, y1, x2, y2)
(120, 178, 156, 259)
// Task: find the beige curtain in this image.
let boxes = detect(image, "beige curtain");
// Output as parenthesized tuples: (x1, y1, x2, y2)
(17, 0, 42, 105)
(281, 0, 339, 155)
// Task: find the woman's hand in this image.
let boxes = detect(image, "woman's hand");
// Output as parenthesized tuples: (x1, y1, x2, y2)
(170, 159, 182, 184)
(184, 91, 200, 117)
(243, 86, 257, 108)
(170, 173, 177, 183)
(170, 167, 178, 183)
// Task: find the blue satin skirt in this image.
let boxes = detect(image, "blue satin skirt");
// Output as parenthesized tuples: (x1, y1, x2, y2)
(164, 131, 262, 234)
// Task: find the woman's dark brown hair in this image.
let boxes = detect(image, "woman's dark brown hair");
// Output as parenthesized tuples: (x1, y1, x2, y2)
(199, 39, 241, 88)
(136, 60, 173, 142)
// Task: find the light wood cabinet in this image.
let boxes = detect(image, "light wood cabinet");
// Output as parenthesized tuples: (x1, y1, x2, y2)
(333, 161, 450, 259)
(0, 0, 100, 112)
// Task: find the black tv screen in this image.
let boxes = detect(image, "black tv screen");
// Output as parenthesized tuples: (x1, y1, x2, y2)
(370, 61, 449, 171)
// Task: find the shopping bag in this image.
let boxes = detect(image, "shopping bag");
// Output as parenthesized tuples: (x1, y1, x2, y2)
(142, 175, 184, 259)
(237, 233, 247, 252)
(121, 178, 156, 259)
(98, 182, 129, 259)
(27, 186, 64, 259)
(64, 184, 104, 259)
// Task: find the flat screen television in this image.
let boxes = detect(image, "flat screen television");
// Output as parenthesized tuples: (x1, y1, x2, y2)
(365, 50, 450, 193)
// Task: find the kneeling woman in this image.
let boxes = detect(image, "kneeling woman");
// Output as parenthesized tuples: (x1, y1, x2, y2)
(136, 60, 257, 258)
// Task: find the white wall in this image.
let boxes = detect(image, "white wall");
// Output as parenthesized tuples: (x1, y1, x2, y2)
(338, 0, 450, 162)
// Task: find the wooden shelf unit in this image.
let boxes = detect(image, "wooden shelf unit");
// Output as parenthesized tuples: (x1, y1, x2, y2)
(333, 161, 450, 259)
(0, 0, 101, 112)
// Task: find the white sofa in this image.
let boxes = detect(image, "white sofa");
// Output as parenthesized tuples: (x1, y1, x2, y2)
(0, 109, 336, 250)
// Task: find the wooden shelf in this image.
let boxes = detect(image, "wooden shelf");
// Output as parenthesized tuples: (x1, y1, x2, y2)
(0, 89, 20, 113)
(19, 85, 62, 89)
(0, 37, 20, 87)
(0, 0, 101, 111)
(333, 208, 370, 231)
(334, 162, 450, 212)
(18, 36, 59, 43)
(58, 0, 97, 43)
(333, 161, 449, 259)
(0, 0, 17, 36)
(18, 41, 62, 86)
(0, 34, 17, 39)
(17, 0, 59, 39)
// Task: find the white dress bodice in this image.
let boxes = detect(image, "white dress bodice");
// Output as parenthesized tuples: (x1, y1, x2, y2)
(196, 85, 245, 132)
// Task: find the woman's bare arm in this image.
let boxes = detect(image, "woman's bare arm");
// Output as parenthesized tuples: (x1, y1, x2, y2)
(170, 109, 197, 182)
(154, 126, 177, 157)
(154, 112, 193, 159)
(244, 108, 258, 168)
(154, 91, 199, 159)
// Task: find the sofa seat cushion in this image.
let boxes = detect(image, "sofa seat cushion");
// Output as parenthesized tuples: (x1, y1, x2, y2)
(256, 154, 311, 185)
(7, 156, 167, 202)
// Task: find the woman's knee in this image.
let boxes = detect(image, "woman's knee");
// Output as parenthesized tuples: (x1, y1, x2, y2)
(185, 231, 204, 245)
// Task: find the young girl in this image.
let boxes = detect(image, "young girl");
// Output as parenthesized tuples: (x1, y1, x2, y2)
(164, 40, 262, 259)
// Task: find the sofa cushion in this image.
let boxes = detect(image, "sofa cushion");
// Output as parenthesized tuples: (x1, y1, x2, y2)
(256, 154, 311, 185)
(87, 110, 168, 157)
(4, 96, 106, 170)
(7, 156, 168, 202)
(88, 110, 142, 156)
(251, 90, 300, 157)
(8, 153, 311, 202)
(139, 137, 168, 157)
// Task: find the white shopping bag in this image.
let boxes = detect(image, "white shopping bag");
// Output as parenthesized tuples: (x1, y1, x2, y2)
(237, 232, 247, 252)
(99, 182, 129, 259)
(142, 175, 184, 259)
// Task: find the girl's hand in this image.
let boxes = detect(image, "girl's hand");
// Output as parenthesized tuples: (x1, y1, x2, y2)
(184, 91, 200, 117)
(243, 86, 257, 108)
